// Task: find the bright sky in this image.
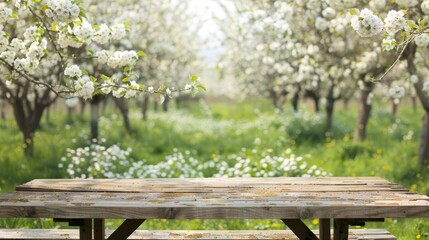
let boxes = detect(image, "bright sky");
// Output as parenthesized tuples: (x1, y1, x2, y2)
(186, 0, 236, 62)
(187, 0, 234, 39)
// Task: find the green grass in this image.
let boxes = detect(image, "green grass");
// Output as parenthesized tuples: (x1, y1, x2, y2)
(0, 98, 428, 239)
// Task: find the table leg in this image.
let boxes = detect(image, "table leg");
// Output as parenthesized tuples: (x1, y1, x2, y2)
(319, 219, 331, 240)
(282, 219, 319, 240)
(333, 219, 348, 240)
(94, 219, 105, 240)
(106, 219, 146, 240)
(79, 219, 92, 240)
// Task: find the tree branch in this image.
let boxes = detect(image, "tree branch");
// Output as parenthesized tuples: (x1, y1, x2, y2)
(28, 7, 66, 71)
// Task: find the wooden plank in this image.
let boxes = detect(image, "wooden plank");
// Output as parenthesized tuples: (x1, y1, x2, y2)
(15, 178, 406, 193)
(0, 229, 397, 240)
(1, 177, 428, 219)
(2, 191, 429, 208)
(0, 204, 426, 219)
(0, 191, 429, 219)
(5, 190, 429, 203)
(15, 178, 396, 190)
(106, 219, 145, 240)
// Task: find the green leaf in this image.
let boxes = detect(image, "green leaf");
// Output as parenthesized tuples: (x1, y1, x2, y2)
(93, 89, 104, 95)
(122, 77, 130, 83)
(197, 85, 207, 91)
(124, 66, 131, 72)
(50, 22, 58, 31)
(406, 20, 418, 29)
(92, 25, 100, 30)
(100, 74, 110, 81)
(123, 20, 131, 26)
(79, 11, 87, 19)
(137, 51, 145, 57)
(11, 11, 19, 19)
(347, 8, 359, 16)
(419, 18, 425, 32)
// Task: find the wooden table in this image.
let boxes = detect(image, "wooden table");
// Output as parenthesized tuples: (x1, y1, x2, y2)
(0, 177, 428, 240)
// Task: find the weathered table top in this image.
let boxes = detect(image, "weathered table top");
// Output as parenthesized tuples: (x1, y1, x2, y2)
(0, 177, 428, 219)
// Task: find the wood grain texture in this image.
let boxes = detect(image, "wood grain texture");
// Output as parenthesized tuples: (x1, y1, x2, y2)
(0, 178, 427, 219)
(0, 229, 396, 240)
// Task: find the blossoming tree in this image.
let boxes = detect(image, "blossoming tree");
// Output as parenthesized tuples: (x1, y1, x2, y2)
(350, 0, 429, 165)
(0, 0, 202, 155)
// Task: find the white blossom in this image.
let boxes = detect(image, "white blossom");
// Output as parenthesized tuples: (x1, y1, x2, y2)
(111, 24, 126, 40)
(74, 75, 94, 99)
(388, 86, 405, 102)
(415, 34, 429, 48)
(422, 1, 429, 15)
(351, 9, 383, 37)
(315, 17, 329, 31)
(124, 81, 140, 98)
(322, 7, 336, 19)
(73, 19, 94, 40)
(410, 74, 419, 84)
(45, 0, 80, 22)
(65, 65, 82, 78)
(384, 10, 406, 35)
(93, 24, 110, 44)
(0, 51, 16, 65)
(107, 51, 138, 68)
(382, 36, 397, 51)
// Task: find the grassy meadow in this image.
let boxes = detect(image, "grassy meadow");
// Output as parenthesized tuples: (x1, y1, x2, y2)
(0, 97, 428, 239)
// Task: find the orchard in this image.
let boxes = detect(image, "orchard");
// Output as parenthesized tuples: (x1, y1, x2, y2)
(1, 0, 429, 239)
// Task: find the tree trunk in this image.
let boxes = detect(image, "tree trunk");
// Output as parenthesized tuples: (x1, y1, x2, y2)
(313, 95, 320, 113)
(101, 97, 108, 115)
(404, 42, 429, 166)
(113, 98, 132, 134)
(22, 129, 34, 156)
(354, 84, 373, 142)
(175, 96, 181, 109)
(162, 97, 170, 112)
(90, 95, 102, 140)
(269, 89, 278, 109)
(45, 105, 50, 124)
(412, 96, 417, 112)
(277, 89, 288, 112)
(306, 90, 320, 113)
(0, 100, 5, 120)
(292, 88, 300, 112)
(67, 107, 74, 119)
(142, 95, 149, 121)
(419, 112, 429, 166)
(325, 83, 336, 132)
(343, 98, 350, 110)
(153, 96, 159, 112)
(391, 100, 398, 118)
(80, 100, 86, 115)
(12, 97, 47, 156)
